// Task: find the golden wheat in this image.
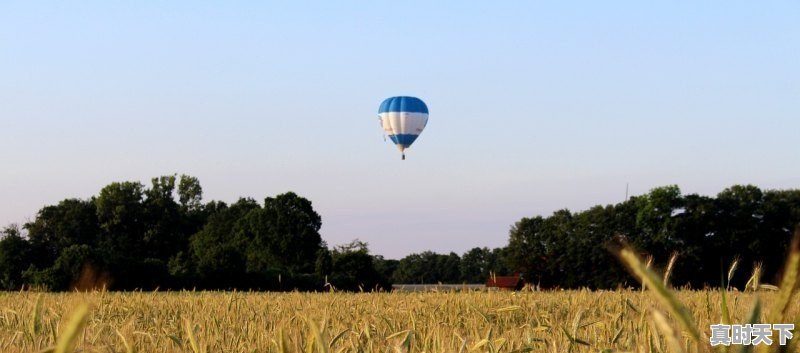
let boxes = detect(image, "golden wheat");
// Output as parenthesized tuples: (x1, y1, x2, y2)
(0, 288, 795, 353)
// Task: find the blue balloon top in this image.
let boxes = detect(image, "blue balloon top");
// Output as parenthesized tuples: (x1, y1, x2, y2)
(378, 96, 428, 114)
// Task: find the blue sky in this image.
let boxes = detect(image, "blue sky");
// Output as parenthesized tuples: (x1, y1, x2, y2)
(1, 2, 798, 258)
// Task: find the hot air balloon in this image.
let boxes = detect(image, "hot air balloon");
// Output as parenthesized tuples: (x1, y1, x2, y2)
(378, 96, 428, 160)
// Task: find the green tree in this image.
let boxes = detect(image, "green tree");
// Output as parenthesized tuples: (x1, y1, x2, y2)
(178, 174, 203, 211)
(373, 255, 398, 284)
(95, 181, 146, 260)
(393, 251, 462, 284)
(329, 240, 389, 291)
(759, 189, 800, 282)
(632, 185, 683, 256)
(438, 252, 462, 283)
(0, 225, 32, 290)
(460, 247, 489, 283)
(671, 193, 716, 287)
(23, 244, 98, 291)
(568, 205, 624, 288)
(24, 199, 99, 270)
(190, 198, 256, 287)
(240, 192, 322, 274)
(315, 245, 332, 277)
(506, 210, 573, 287)
(93, 181, 150, 289)
(143, 175, 184, 261)
(489, 247, 512, 276)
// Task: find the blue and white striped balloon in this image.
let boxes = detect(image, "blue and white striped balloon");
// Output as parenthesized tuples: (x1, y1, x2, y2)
(378, 96, 428, 160)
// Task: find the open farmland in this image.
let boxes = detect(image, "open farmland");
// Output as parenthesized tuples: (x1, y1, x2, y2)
(0, 289, 796, 353)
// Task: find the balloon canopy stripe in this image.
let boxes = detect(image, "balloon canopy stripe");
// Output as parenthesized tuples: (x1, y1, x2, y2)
(388, 134, 419, 147)
(378, 96, 429, 114)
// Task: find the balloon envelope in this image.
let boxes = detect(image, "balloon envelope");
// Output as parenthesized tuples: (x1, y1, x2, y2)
(378, 96, 428, 154)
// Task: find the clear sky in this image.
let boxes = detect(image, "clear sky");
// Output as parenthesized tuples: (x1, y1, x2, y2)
(1, 2, 798, 259)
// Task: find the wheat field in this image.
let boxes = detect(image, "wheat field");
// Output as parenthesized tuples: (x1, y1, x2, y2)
(0, 288, 795, 353)
(1, 245, 798, 353)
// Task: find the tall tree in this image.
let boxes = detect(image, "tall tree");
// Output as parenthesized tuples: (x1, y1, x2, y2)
(25, 199, 99, 269)
(240, 192, 323, 274)
(178, 174, 203, 211)
(394, 251, 462, 284)
(460, 247, 491, 283)
(0, 225, 32, 290)
(143, 175, 184, 261)
(190, 198, 256, 287)
(95, 182, 146, 261)
(373, 255, 399, 284)
(329, 240, 389, 291)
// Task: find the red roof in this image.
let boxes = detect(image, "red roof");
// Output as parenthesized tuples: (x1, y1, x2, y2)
(485, 275, 522, 288)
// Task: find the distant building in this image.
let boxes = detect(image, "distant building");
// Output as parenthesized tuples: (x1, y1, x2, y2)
(485, 273, 524, 291)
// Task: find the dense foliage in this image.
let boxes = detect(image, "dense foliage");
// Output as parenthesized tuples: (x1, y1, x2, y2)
(0, 176, 797, 290)
(375, 184, 800, 289)
(505, 185, 800, 289)
(390, 248, 511, 284)
(0, 175, 390, 291)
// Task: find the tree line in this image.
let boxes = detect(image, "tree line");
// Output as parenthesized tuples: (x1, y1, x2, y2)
(0, 175, 509, 291)
(0, 175, 389, 291)
(374, 184, 799, 289)
(505, 185, 800, 289)
(0, 175, 798, 291)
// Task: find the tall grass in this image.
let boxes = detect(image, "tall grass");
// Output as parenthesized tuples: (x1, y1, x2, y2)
(0, 287, 796, 352)
(745, 262, 763, 292)
(619, 227, 800, 353)
(663, 252, 679, 286)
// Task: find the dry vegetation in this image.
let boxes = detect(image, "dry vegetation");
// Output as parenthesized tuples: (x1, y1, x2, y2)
(0, 288, 794, 353)
(0, 237, 797, 353)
